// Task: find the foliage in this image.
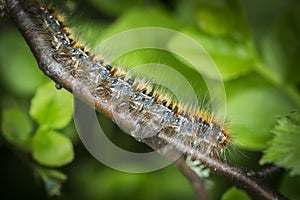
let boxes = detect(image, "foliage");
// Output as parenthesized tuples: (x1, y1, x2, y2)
(0, 0, 299, 199)
(260, 111, 300, 176)
(1, 82, 73, 195)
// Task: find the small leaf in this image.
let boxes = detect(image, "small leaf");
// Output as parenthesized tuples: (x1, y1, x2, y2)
(1, 108, 32, 150)
(221, 187, 251, 200)
(32, 129, 74, 167)
(36, 167, 67, 196)
(260, 111, 300, 176)
(29, 82, 73, 129)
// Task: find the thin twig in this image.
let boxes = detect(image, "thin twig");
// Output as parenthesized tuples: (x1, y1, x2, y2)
(256, 164, 283, 180)
(4, 0, 287, 199)
(175, 157, 208, 200)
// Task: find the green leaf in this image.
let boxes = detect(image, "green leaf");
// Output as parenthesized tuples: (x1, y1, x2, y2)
(1, 108, 32, 150)
(32, 129, 74, 167)
(29, 82, 73, 129)
(226, 73, 294, 150)
(168, 27, 255, 81)
(260, 111, 300, 176)
(36, 167, 67, 196)
(221, 187, 251, 200)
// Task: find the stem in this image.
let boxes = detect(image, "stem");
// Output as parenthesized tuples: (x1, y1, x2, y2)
(255, 165, 283, 180)
(175, 157, 209, 200)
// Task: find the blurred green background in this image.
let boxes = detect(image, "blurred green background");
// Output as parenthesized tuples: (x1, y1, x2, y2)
(0, 0, 300, 199)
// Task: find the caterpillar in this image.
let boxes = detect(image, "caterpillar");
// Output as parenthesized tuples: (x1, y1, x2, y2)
(5, 0, 230, 158)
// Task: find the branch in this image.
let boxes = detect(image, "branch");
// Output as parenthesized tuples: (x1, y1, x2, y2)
(252, 164, 283, 180)
(175, 157, 209, 200)
(3, 0, 287, 199)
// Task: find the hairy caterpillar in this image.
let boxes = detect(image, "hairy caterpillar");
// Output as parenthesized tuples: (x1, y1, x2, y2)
(6, 0, 230, 157)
